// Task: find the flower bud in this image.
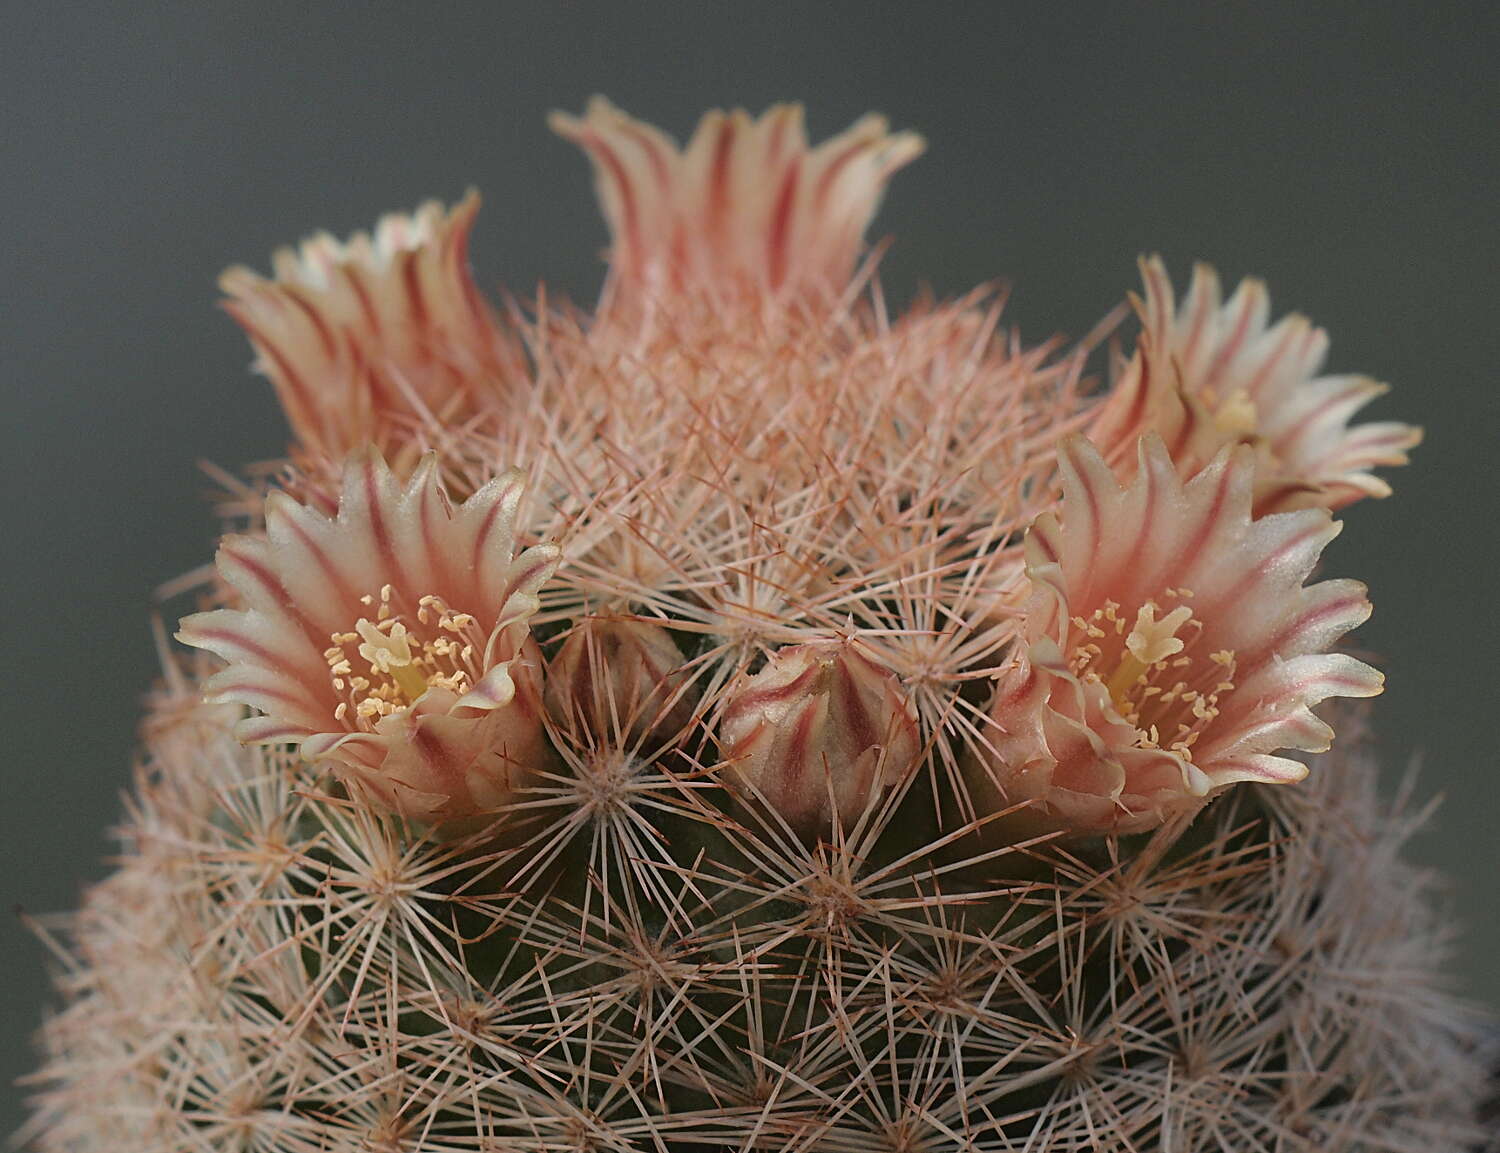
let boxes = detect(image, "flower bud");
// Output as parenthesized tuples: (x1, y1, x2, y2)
(719, 641, 920, 834)
(545, 618, 696, 745)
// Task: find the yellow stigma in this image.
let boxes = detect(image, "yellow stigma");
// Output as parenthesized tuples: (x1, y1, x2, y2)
(355, 618, 431, 702)
(1104, 602, 1193, 711)
(325, 587, 485, 729)
(1068, 595, 1238, 755)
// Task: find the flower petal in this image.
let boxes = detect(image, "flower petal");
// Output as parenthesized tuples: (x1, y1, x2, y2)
(178, 447, 560, 826)
(220, 192, 519, 463)
(1090, 256, 1417, 512)
(552, 97, 923, 305)
(979, 434, 1381, 833)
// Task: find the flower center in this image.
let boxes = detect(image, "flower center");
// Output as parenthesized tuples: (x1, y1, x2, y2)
(323, 585, 487, 728)
(1069, 592, 1238, 757)
(1209, 387, 1260, 438)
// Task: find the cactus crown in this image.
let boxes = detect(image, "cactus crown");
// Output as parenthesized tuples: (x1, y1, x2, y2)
(23, 103, 1488, 1153)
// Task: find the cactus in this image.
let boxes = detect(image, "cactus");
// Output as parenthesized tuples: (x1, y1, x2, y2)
(21, 101, 1492, 1151)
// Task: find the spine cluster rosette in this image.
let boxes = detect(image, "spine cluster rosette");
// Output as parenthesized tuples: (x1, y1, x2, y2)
(24, 100, 1493, 1153)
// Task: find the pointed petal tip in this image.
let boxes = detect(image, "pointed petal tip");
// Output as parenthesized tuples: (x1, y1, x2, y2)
(1057, 432, 1115, 481)
(408, 450, 441, 485)
(343, 443, 393, 476)
(263, 489, 301, 526)
(1348, 662, 1385, 698)
(546, 108, 584, 140)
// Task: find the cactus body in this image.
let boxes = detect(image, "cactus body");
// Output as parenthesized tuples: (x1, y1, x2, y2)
(22, 102, 1490, 1151)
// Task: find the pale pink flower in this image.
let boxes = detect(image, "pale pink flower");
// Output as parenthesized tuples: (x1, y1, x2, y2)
(178, 450, 560, 824)
(1089, 257, 1421, 514)
(549, 97, 924, 307)
(220, 193, 522, 467)
(719, 640, 921, 834)
(979, 434, 1382, 833)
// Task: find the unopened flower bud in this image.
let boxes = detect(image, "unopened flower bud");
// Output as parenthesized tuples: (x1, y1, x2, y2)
(546, 618, 696, 744)
(719, 641, 920, 834)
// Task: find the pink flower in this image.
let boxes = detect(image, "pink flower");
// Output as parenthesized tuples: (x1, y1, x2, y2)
(178, 450, 560, 825)
(550, 97, 924, 307)
(1089, 257, 1421, 514)
(220, 193, 522, 467)
(979, 434, 1382, 833)
(718, 640, 921, 834)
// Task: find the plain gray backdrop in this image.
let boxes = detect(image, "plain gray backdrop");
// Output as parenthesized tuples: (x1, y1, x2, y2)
(3, 2, 1497, 1135)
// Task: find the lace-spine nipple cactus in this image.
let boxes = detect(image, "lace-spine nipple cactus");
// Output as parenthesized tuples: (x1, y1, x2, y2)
(22, 98, 1494, 1152)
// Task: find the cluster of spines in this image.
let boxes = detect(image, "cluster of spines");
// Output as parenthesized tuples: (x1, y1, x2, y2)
(23, 682, 1489, 1150)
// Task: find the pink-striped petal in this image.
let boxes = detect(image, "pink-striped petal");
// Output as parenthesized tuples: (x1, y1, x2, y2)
(220, 192, 519, 464)
(978, 434, 1380, 833)
(1090, 256, 1417, 513)
(552, 98, 923, 309)
(177, 447, 560, 826)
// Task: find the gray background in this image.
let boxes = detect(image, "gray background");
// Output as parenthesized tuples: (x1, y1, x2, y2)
(3, 2, 1496, 1135)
